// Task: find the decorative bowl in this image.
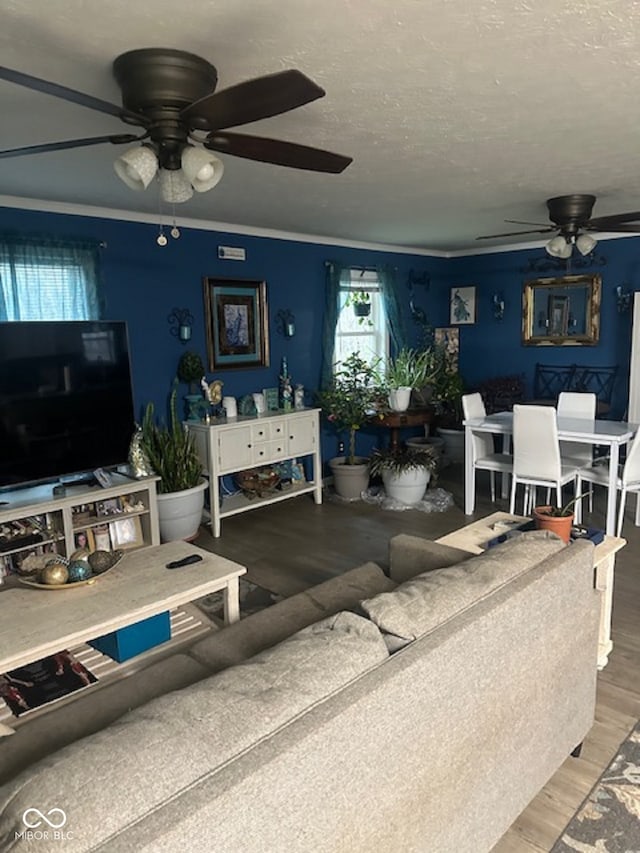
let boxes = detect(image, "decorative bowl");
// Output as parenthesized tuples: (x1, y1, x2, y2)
(234, 467, 280, 498)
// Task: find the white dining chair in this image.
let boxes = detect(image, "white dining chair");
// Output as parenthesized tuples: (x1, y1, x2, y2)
(462, 392, 512, 503)
(509, 404, 580, 515)
(575, 426, 640, 536)
(557, 391, 597, 466)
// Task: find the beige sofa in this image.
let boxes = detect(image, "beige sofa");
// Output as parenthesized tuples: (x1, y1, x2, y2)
(0, 530, 600, 853)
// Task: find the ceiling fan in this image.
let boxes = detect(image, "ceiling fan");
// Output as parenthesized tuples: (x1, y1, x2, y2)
(477, 194, 640, 258)
(0, 48, 353, 204)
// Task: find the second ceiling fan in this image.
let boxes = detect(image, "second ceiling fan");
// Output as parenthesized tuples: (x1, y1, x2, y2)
(477, 194, 640, 258)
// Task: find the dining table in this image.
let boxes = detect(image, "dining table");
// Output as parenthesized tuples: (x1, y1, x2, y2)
(463, 411, 637, 535)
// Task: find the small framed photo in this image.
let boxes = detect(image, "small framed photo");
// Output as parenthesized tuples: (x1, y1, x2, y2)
(450, 286, 477, 325)
(262, 387, 279, 412)
(96, 498, 122, 518)
(109, 516, 143, 550)
(93, 524, 111, 552)
(74, 529, 95, 552)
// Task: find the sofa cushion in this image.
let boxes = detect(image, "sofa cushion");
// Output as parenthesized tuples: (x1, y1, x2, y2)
(361, 530, 566, 650)
(0, 611, 388, 849)
(189, 560, 395, 672)
(389, 534, 473, 583)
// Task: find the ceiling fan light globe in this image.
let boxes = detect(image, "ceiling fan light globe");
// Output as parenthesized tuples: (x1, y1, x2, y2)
(113, 145, 158, 191)
(546, 235, 572, 258)
(576, 233, 597, 255)
(181, 146, 224, 192)
(159, 168, 194, 203)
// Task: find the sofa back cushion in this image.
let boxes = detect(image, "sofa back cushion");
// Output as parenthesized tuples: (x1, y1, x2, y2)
(0, 612, 388, 850)
(361, 531, 568, 650)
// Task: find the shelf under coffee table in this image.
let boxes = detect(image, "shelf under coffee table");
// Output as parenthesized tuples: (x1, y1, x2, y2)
(0, 541, 246, 673)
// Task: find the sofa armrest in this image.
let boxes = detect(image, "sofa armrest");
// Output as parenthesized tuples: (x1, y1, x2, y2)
(389, 534, 473, 584)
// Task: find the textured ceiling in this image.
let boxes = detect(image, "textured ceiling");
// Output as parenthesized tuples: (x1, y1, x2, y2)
(2, 0, 640, 253)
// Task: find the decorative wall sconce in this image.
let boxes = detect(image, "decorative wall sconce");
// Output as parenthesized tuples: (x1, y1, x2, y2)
(168, 307, 194, 343)
(615, 285, 632, 314)
(276, 308, 296, 338)
(492, 293, 505, 321)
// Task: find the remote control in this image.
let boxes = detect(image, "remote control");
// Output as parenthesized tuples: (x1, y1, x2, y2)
(166, 554, 203, 569)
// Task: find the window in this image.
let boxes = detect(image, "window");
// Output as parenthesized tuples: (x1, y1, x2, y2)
(0, 239, 101, 321)
(334, 270, 388, 372)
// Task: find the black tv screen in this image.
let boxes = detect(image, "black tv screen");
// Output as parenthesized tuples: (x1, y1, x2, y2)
(0, 321, 135, 490)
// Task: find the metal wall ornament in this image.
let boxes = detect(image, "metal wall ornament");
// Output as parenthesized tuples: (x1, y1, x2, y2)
(168, 308, 194, 343)
(276, 308, 296, 337)
(522, 274, 601, 346)
(615, 285, 632, 314)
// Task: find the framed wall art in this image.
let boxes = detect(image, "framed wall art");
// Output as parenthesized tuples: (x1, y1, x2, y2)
(450, 286, 477, 325)
(203, 277, 270, 370)
(109, 515, 143, 550)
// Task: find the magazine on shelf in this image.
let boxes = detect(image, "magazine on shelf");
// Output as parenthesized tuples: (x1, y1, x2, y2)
(0, 651, 98, 717)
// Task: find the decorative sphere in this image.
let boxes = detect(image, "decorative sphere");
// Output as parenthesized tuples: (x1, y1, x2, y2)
(67, 560, 92, 583)
(41, 562, 69, 585)
(70, 548, 91, 563)
(88, 550, 121, 574)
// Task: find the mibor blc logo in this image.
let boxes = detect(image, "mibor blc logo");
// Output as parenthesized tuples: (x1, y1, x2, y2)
(15, 807, 73, 841)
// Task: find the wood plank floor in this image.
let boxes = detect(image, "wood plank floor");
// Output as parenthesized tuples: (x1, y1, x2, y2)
(195, 463, 640, 852)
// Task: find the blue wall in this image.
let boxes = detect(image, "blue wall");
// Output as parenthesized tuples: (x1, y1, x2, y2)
(1, 203, 638, 468)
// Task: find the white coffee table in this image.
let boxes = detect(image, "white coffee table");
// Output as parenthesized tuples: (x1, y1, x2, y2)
(0, 541, 246, 673)
(437, 511, 626, 670)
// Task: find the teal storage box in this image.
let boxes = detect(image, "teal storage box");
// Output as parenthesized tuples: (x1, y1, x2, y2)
(89, 611, 171, 662)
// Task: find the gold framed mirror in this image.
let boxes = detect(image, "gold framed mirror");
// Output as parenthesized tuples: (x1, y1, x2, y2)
(522, 273, 601, 346)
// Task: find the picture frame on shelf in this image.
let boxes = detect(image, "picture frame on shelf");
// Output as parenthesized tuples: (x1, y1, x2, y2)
(96, 498, 122, 518)
(109, 516, 143, 550)
(202, 277, 270, 370)
(74, 529, 95, 552)
(450, 286, 477, 325)
(93, 525, 111, 552)
(262, 387, 279, 412)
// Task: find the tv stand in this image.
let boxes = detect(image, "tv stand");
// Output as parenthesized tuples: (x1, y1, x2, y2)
(0, 474, 160, 581)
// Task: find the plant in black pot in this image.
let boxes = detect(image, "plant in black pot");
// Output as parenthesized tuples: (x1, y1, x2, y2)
(369, 444, 438, 505)
(177, 350, 206, 421)
(141, 384, 206, 542)
(317, 352, 381, 500)
(345, 290, 372, 326)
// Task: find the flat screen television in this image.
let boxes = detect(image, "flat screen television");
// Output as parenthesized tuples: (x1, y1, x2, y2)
(0, 321, 136, 491)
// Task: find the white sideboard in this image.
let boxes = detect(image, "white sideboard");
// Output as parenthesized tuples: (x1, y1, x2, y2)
(188, 408, 323, 537)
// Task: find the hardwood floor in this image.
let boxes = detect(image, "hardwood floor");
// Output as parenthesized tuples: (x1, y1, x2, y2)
(195, 464, 640, 852)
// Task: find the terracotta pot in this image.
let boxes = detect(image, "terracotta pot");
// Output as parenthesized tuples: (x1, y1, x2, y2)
(533, 506, 573, 544)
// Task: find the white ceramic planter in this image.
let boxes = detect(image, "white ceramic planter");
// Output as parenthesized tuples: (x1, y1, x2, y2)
(156, 480, 207, 542)
(382, 467, 431, 505)
(388, 387, 412, 412)
(329, 456, 370, 500)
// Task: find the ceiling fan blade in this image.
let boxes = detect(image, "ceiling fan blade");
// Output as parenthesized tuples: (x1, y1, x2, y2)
(182, 69, 325, 130)
(0, 133, 143, 160)
(0, 65, 148, 126)
(504, 218, 549, 227)
(476, 226, 555, 240)
(205, 131, 352, 173)
(588, 211, 640, 228)
(587, 222, 640, 233)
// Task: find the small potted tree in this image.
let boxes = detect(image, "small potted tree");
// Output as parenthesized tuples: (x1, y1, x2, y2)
(177, 350, 206, 421)
(141, 384, 207, 542)
(317, 352, 381, 500)
(369, 444, 438, 505)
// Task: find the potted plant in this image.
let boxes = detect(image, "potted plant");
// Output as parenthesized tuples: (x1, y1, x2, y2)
(345, 290, 373, 325)
(369, 444, 438, 505)
(177, 350, 206, 421)
(384, 347, 439, 412)
(533, 493, 588, 544)
(317, 352, 381, 500)
(141, 385, 207, 542)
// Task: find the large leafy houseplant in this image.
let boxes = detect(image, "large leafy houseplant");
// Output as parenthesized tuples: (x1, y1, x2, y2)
(318, 352, 380, 464)
(369, 444, 438, 477)
(384, 347, 439, 390)
(141, 385, 203, 494)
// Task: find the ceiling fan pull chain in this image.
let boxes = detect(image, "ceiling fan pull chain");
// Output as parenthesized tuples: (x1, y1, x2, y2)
(170, 205, 180, 240)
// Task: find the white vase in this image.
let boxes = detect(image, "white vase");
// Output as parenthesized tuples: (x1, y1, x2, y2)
(156, 480, 207, 542)
(388, 387, 412, 412)
(382, 467, 431, 505)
